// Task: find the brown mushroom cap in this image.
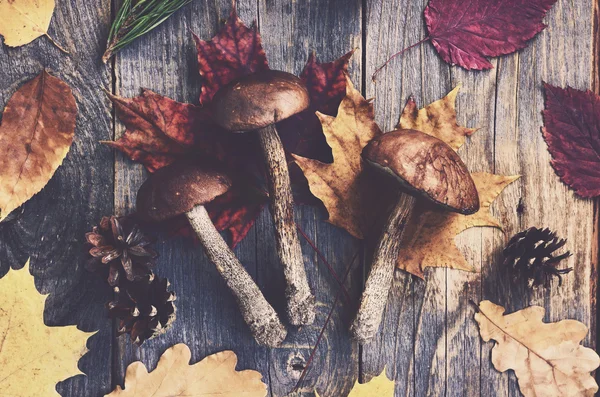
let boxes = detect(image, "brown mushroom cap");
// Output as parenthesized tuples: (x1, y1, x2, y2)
(211, 70, 310, 132)
(362, 129, 479, 215)
(136, 162, 232, 222)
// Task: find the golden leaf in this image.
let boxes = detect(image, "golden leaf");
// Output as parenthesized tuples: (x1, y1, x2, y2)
(106, 344, 267, 396)
(398, 85, 475, 151)
(0, 0, 55, 47)
(316, 368, 394, 397)
(0, 71, 76, 221)
(475, 300, 600, 397)
(397, 172, 519, 278)
(293, 76, 383, 239)
(0, 260, 94, 396)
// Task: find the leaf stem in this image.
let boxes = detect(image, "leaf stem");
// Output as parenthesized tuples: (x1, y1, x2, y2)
(44, 34, 69, 54)
(372, 36, 431, 82)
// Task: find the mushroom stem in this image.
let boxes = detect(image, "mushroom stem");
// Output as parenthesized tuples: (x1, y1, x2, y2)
(257, 124, 316, 326)
(349, 193, 416, 344)
(186, 205, 287, 347)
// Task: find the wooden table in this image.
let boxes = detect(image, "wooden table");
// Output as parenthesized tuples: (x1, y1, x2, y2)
(0, 0, 597, 396)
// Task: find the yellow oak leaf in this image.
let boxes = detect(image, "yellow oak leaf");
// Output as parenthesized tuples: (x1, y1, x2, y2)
(106, 344, 267, 396)
(0, 0, 55, 47)
(0, 260, 94, 396)
(316, 368, 394, 397)
(397, 172, 519, 278)
(293, 76, 383, 239)
(398, 85, 475, 151)
(0, 71, 76, 221)
(475, 300, 600, 397)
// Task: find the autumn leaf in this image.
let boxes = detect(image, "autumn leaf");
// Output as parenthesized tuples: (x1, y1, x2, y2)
(542, 83, 600, 198)
(397, 172, 519, 278)
(0, 260, 94, 396)
(106, 344, 267, 396)
(293, 76, 383, 239)
(315, 369, 394, 397)
(475, 300, 600, 397)
(0, 71, 76, 221)
(0, 0, 55, 47)
(108, 4, 353, 247)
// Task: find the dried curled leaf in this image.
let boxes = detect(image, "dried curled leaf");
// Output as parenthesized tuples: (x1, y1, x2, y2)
(0, 261, 94, 396)
(0, 71, 76, 221)
(293, 76, 383, 239)
(316, 368, 394, 397)
(106, 344, 267, 396)
(0, 0, 55, 47)
(397, 172, 519, 278)
(475, 300, 600, 397)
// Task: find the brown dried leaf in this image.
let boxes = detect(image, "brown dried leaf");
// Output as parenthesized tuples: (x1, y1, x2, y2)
(475, 300, 600, 397)
(292, 76, 383, 239)
(0, 0, 55, 47)
(0, 71, 76, 221)
(0, 261, 94, 396)
(397, 172, 519, 278)
(106, 344, 267, 397)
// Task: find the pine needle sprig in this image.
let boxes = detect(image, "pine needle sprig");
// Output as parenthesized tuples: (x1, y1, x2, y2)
(103, 0, 193, 63)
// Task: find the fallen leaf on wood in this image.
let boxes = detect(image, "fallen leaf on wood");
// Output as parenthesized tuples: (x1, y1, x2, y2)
(293, 76, 383, 239)
(315, 368, 394, 397)
(0, 260, 94, 396)
(397, 172, 519, 278)
(0, 71, 76, 221)
(106, 344, 267, 396)
(0, 0, 55, 47)
(475, 300, 600, 397)
(108, 5, 353, 247)
(542, 83, 600, 197)
(398, 85, 475, 151)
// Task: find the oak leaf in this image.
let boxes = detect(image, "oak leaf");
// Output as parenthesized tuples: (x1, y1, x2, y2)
(475, 300, 600, 397)
(315, 369, 394, 397)
(106, 344, 267, 397)
(0, 71, 76, 221)
(425, 0, 558, 70)
(542, 83, 600, 198)
(0, 0, 55, 47)
(397, 172, 519, 278)
(0, 260, 94, 396)
(292, 76, 383, 239)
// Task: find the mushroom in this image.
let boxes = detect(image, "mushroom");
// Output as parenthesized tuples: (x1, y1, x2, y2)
(211, 70, 316, 325)
(349, 129, 480, 344)
(136, 162, 287, 347)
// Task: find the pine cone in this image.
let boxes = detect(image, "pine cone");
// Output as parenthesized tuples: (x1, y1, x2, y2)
(503, 227, 573, 288)
(86, 216, 156, 286)
(108, 274, 176, 345)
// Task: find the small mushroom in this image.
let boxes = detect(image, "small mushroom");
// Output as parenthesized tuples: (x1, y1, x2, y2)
(136, 162, 287, 347)
(211, 70, 316, 325)
(350, 129, 479, 344)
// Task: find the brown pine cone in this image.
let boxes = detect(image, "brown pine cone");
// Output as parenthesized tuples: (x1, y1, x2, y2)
(108, 273, 176, 345)
(86, 216, 156, 286)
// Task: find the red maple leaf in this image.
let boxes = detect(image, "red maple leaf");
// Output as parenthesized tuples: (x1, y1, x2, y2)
(424, 0, 557, 70)
(107, 7, 352, 247)
(542, 83, 600, 198)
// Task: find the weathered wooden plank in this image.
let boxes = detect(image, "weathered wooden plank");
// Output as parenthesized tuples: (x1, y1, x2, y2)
(0, 0, 114, 395)
(257, 0, 362, 395)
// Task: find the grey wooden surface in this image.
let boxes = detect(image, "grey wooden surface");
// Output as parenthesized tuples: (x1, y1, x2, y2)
(0, 0, 597, 396)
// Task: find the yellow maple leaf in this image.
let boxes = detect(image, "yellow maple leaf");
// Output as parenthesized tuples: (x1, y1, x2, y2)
(0, 0, 56, 47)
(475, 300, 600, 397)
(106, 343, 267, 396)
(397, 172, 519, 278)
(0, 260, 94, 396)
(316, 368, 394, 397)
(293, 76, 383, 239)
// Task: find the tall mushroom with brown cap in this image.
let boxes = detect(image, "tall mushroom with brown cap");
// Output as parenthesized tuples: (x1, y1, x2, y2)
(211, 70, 316, 325)
(136, 162, 287, 347)
(350, 129, 479, 344)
